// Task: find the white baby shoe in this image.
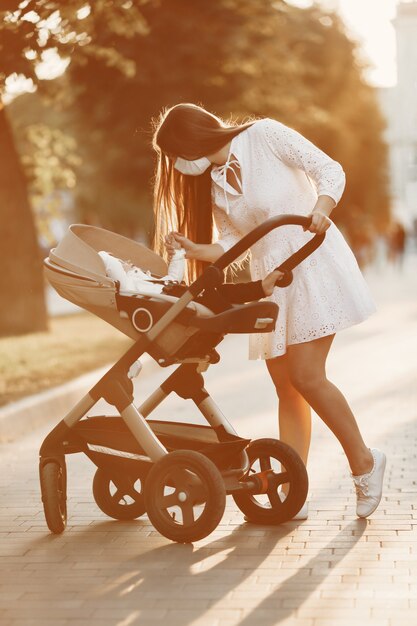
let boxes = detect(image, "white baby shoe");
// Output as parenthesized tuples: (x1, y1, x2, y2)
(352, 448, 386, 518)
(243, 493, 308, 523)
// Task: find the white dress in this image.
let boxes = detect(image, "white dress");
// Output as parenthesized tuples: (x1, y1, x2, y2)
(210, 117, 376, 360)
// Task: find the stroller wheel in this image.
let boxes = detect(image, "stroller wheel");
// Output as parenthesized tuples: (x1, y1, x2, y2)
(144, 450, 226, 543)
(233, 438, 308, 524)
(92, 469, 146, 521)
(39, 460, 67, 534)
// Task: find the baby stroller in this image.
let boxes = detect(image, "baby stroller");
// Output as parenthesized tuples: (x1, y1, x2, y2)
(40, 215, 324, 543)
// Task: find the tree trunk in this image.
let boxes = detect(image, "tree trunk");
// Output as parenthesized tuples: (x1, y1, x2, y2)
(0, 101, 48, 337)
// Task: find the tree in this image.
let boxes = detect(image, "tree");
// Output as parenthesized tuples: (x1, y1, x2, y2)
(0, 0, 146, 336)
(0, 100, 48, 335)
(65, 0, 390, 248)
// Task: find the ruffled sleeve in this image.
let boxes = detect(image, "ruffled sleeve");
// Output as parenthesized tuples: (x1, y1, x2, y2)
(259, 118, 346, 206)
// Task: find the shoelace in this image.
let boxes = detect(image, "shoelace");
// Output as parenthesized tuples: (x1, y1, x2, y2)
(353, 475, 369, 498)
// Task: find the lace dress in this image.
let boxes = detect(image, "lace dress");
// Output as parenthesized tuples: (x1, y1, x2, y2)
(210, 117, 376, 360)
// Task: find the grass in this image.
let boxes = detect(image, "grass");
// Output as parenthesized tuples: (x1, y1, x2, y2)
(0, 312, 133, 408)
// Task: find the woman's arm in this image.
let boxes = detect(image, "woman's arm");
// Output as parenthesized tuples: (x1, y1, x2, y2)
(190, 242, 224, 263)
(166, 202, 245, 263)
(217, 268, 284, 303)
(309, 194, 336, 234)
(260, 118, 346, 203)
(260, 118, 346, 234)
(313, 194, 336, 217)
(166, 233, 224, 263)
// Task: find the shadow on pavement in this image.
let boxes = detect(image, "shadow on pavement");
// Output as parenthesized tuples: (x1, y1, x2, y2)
(29, 518, 366, 625)
(52, 520, 294, 623)
(236, 519, 367, 626)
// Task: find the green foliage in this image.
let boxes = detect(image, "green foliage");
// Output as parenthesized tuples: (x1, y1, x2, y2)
(2, 0, 391, 249)
(21, 124, 79, 193)
(62, 0, 390, 247)
(0, 0, 147, 94)
(20, 123, 81, 245)
(0, 0, 148, 335)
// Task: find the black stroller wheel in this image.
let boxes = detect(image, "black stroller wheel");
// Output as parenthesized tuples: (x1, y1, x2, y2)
(92, 469, 146, 521)
(144, 450, 226, 543)
(40, 461, 67, 534)
(233, 438, 308, 524)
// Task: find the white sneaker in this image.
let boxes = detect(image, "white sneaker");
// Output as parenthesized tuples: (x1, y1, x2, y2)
(279, 491, 309, 520)
(352, 448, 386, 518)
(243, 496, 308, 522)
(292, 501, 309, 520)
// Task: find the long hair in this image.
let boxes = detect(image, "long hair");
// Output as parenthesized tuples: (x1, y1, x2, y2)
(151, 103, 256, 282)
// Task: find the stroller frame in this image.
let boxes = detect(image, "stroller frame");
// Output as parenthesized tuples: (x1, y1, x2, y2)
(39, 215, 324, 542)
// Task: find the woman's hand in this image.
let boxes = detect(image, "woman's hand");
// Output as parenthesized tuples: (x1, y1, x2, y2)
(262, 269, 285, 296)
(165, 232, 198, 260)
(305, 210, 332, 235)
(165, 232, 226, 263)
(305, 196, 335, 234)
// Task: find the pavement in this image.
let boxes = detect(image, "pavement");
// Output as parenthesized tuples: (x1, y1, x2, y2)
(0, 254, 416, 625)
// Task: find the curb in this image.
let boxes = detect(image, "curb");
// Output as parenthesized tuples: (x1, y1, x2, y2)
(0, 354, 158, 443)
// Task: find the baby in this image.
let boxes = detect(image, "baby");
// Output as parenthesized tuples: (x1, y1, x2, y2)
(162, 236, 284, 304)
(98, 245, 283, 306)
(98, 248, 186, 295)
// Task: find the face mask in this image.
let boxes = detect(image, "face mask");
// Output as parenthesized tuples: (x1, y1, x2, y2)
(174, 156, 211, 176)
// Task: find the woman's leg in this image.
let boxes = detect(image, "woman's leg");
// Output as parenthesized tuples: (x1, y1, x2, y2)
(266, 354, 312, 465)
(286, 334, 374, 476)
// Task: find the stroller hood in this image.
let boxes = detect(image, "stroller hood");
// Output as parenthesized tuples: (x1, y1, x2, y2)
(44, 224, 169, 340)
(49, 223, 167, 281)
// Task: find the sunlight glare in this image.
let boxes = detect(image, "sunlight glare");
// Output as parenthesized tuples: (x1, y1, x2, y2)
(3, 74, 36, 104)
(77, 5, 91, 20)
(21, 10, 40, 23)
(337, 0, 398, 87)
(116, 612, 141, 626)
(191, 548, 235, 573)
(35, 48, 70, 81)
(287, 0, 400, 87)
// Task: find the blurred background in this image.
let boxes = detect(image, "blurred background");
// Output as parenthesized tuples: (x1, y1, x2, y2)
(0, 0, 416, 342)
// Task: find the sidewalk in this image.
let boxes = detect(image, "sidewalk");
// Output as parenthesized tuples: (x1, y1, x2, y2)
(0, 354, 157, 443)
(0, 254, 416, 625)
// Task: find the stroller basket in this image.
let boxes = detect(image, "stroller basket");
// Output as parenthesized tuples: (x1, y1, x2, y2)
(70, 417, 250, 472)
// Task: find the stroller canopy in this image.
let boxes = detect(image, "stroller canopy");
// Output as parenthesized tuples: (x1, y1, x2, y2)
(44, 224, 182, 340)
(49, 224, 167, 284)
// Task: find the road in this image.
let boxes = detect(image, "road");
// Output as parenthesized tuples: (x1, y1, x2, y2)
(0, 255, 416, 626)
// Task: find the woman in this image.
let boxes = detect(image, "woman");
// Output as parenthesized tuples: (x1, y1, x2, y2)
(151, 102, 386, 519)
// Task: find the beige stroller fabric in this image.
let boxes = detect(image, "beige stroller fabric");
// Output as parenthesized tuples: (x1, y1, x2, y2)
(50, 224, 168, 282)
(44, 224, 213, 346)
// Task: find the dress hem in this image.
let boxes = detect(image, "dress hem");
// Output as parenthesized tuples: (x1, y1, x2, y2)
(248, 308, 376, 361)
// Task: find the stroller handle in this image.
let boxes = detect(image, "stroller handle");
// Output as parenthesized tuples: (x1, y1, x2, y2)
(213, 214, 325, 271)
(189, 215, 325, 295)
